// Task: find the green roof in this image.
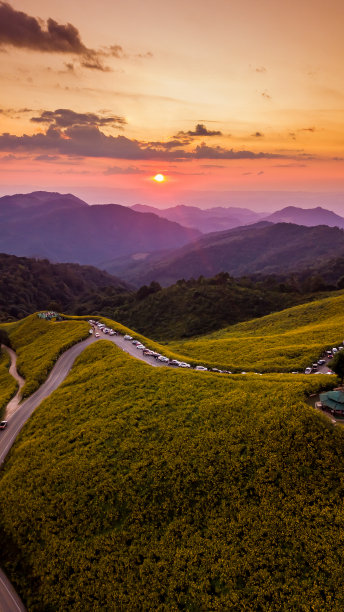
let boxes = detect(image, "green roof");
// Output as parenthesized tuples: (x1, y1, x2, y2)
(320, 390, 344, 412)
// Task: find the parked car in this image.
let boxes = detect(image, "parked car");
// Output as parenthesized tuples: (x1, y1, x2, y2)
(136, 344, 145, 350)
(158, 356, 169, 362)
(169, 359, 181, 366)
(0, 421, 7, 430)
(89, 329, 93, 334)
(317, 359, 326, 365)
(124, 335, 133, 340)
(95, 332, 100, 338)
(304, 367, 312, 374)
(179, 362, 191, 368)
(195, 365, 208, 371)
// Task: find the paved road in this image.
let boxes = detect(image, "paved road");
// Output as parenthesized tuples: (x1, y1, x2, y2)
(0, 569, 26, 612)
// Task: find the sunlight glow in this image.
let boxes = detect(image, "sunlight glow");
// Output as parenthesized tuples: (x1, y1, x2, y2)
(153, 173, 166, 182)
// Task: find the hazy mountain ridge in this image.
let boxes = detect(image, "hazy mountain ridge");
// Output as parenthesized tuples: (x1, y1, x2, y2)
(131, 203, 265, 233)
(0, 191, 201, 265)
(114, 222, 344, 286)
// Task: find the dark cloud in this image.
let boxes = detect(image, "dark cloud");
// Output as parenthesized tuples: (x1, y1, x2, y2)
(34, 154, 60, 161)
(146, 139, 192, 149)
(261, 91, 271, 100)
(252, 132, 264, 138)
(30, 108, 126, 129)
(0, 115, 291, 161)
(104, 165, 143, 175)
(192, 143, 281, 160)
(176, 123, 222, 138)
(0, 2, 110, 70)
(255, 66, 267, 73)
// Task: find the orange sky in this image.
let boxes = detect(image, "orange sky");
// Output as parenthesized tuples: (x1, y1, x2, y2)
(0, 0, 343, 208)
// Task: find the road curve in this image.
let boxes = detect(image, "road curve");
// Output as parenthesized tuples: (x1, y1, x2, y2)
(0, 335, 98, 466)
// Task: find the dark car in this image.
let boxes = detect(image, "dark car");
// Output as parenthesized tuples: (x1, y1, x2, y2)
(0, 421, 8, 430)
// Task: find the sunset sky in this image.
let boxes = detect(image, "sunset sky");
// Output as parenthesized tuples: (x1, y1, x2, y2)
(0, 0, 343, 208)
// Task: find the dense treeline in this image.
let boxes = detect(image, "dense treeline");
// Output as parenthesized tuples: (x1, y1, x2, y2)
(112, 272, 338, 340)
(2, 252, 344, 342)
(0, 253, 131, 321)
(0, 340, 340, 610)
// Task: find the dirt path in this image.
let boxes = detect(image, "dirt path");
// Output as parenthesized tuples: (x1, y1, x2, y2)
(2, 345, 25, 419)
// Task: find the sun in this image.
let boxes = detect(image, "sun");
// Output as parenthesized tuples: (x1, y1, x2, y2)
(153, 173, 166, 183)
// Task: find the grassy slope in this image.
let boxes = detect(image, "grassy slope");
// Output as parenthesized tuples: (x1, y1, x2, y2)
(2, 315, 90, 398)
(167, 292, 344, 372)
(0, 350, 17, 418)
(0, 341, 341, 610)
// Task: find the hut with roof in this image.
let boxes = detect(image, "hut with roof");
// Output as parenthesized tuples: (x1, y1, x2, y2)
(319, 390, 344, 417)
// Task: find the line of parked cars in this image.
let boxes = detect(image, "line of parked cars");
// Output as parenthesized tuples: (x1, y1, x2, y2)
(89, 320, 117, 339)
(122, 334, 233, 373)
(304, 345, 343, 374)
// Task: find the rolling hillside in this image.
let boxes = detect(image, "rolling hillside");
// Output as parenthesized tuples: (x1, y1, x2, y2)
(0, 316, 343, 610)
(117, 222, 344, 286)
(167, 291, 344, 372)
(0, 253, 132, 321)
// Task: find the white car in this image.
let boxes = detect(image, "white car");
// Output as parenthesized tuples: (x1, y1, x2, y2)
(304, 367, 312, 374)
(195, 365, 208, 371)
(89, 329, 93, 334)
(124, 335, 132, 340)
(136, 344, 145, 350)
(95, 332, 100, 338)
(158, 355, 169, 362)
(179, 362, 191, 368)
(169, 359, 181, 366)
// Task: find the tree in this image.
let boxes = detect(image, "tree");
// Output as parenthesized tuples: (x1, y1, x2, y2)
(330, 351, 344, 385)
(0, 329, 11, 350)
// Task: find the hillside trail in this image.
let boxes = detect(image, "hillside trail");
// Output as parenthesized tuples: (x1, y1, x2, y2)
(1, 345, 25, 419)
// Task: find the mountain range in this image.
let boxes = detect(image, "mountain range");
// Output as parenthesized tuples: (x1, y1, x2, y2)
(107, 222, 344, 286)
(2, 191, 344, 287)
(0, 192, 200, 265)
(132, 203, 344, 233)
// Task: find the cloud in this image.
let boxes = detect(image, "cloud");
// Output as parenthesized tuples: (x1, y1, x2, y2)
(30, 108, 126, 129)
(104, 165, 144, 175)
(0, 113, 294, 161)
(297, 127, 316, 133)
(261, 91, 272, 100)
(273, 163, 307, 168)
(192, 143, 281, 160)
(252, 132, 264, 138)
(0, 2, 110, 70)
(175, 123, 222, 138)
(34, 154, 60, 161)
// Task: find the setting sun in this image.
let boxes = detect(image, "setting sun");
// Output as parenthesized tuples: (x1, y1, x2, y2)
(153, 173, 165, 182)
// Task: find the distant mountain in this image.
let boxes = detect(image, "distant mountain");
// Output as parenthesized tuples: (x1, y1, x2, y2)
(113, 222, 344, 286)
(0, 191, 201, 265)
(132, 203, 264, 233)
(264, 206, 344, 228)
(0, 253, 132, 321)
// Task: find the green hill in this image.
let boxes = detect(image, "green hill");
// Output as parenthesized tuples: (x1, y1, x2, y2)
(0, 253, 131, 322)
(167, 292, 344, 372)
(0, 336, 342, 610)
